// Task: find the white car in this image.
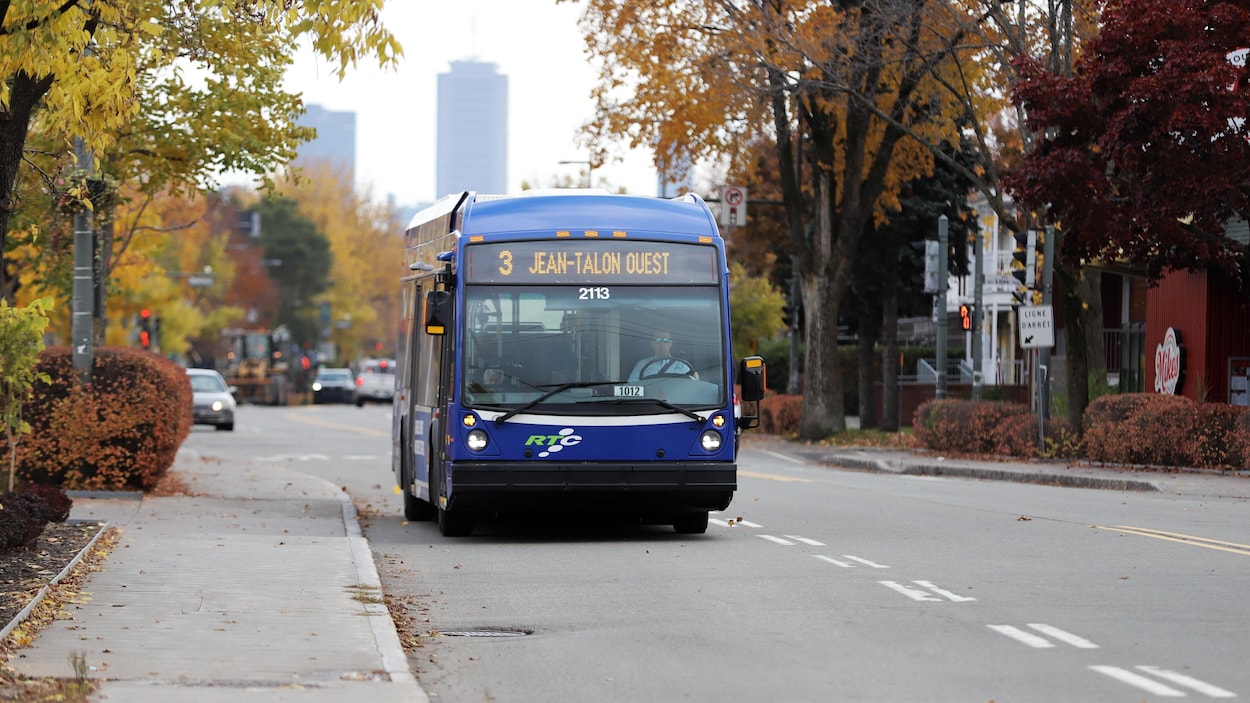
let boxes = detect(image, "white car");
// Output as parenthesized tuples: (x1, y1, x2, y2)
(354, 359, 396, 406)
(187, 368, 236, 431)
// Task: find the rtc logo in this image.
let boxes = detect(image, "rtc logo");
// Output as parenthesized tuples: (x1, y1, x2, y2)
(524, 428, 583, 458)
(1153, 327, 1185, 395)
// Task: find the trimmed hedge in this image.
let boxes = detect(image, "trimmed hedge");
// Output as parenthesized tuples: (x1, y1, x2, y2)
(913, 399, 1030, 454)
(911, 393, 1250, 469)
(0, 346, 192, 491)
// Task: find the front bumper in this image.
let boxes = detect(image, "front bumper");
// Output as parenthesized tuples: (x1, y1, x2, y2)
(192, 405, 233, 426)
(445, 460, 735, 512)
(314, 388, 355, 403)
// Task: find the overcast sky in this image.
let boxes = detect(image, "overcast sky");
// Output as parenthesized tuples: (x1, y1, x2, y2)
(283, 0, 662, 205)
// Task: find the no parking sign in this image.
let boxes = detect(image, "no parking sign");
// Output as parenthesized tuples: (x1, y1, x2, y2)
(719, 186, 747, 226)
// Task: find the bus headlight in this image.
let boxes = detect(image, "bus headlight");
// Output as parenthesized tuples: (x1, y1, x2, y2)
(466, 429, 490, 452)
(699, 430, 723, 452)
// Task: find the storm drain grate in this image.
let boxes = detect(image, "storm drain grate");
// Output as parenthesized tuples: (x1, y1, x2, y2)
(437, 628, 530, 638)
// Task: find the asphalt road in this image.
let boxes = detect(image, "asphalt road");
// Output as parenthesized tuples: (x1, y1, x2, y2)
(189, 404, 1250, 702)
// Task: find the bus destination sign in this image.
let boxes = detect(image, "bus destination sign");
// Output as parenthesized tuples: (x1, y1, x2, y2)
(465, 240, 719, 284)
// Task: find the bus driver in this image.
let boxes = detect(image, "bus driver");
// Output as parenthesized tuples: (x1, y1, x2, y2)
(628, 329, 698, 381)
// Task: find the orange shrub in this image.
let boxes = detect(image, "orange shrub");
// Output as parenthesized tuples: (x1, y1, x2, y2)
(1082, 393, 1192, 466)
(994, 414, 1082, 459)
(913, 399, 1029, 453)
(1081, 394, 1157, 462)
(1234, 412, 1250, 470)
(758, 393, 803, 436)
(1184, 403, 1247, 469)
(4, 347, 192, 491)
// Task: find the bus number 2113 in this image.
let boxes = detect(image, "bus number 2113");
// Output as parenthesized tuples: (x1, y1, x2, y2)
(578, 287, 611, 300)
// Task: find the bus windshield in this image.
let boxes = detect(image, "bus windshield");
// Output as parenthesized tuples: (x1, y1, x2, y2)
(462, 284, 727, 414)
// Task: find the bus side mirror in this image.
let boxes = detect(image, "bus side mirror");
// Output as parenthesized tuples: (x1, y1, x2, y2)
(739, 356, 765, 402)
(424, 290, 451, 336)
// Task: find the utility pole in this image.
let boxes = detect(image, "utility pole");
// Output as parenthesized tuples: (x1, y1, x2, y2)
(972, 225, 984, 399)
(71, 137, 94, 385)
(1039, 224, 1056, 421)
(935, 215, 948, 399)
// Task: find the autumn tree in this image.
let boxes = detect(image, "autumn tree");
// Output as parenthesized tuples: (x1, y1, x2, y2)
(1009, 0, 1250, 423)
(728, 262, 787, 360)
(572, 0, 980, 438)
(277, 160, 405, 361)
(0, 0, 401, 301)
(248, 197, 332, 348)
(1011, 0, 1250, 281)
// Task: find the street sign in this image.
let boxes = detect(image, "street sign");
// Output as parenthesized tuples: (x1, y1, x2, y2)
(719, 185, 747, 226)
(1018, 304, 1054, 348)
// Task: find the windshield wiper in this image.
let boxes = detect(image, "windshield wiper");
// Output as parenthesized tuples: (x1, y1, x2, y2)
(494, 380, 626, 425)
(600, 397, 705, 422)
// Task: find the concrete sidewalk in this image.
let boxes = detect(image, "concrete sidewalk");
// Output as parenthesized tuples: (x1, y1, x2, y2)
(11, 450, 428, 703)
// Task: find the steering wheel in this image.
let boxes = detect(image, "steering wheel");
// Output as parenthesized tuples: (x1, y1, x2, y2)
(640, 358, 697, 380)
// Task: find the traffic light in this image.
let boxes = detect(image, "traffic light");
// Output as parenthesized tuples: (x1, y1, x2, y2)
(1010, 230, 1042, 305)
(1010, 230, 1036, 289)
(138, 309, 152, 349)
(959, 304, 973, 331)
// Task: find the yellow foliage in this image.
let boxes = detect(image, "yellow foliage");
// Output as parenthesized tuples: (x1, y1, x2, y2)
(276, 161, 405, 361)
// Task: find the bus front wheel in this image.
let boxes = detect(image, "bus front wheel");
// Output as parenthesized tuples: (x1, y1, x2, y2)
(438, 506, 474, 537)
(672, 511, 709, 535)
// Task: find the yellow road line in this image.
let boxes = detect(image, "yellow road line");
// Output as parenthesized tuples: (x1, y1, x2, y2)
(283, 411, 390, 437)
(740, 470, 811, 483)
(1093, 525, 1250, 557)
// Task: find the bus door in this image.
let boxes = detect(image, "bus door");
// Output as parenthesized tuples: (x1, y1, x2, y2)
(422, 280, 456, 507)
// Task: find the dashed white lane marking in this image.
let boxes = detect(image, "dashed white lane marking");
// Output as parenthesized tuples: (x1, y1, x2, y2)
(813, 555, 891, 568)
(988, 625, 1055, 648)
(1090, 666, 1187, 697)
(1136, 666, 1237, 698)
(880, 580, 976, 602)
(879, 581, 941, 601)
(1027, 623, 1099, 649)
(844, 555, 889, 568)
(989, 624, 1099, 649)
(759, 535, 795, 545)
(912, 580, 976, 602)
(737, 520, 763, 528)
(785, 535, 825, 546)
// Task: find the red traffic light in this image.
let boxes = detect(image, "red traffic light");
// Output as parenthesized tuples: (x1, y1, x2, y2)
(140, 308, 151, 319)
(139, 330, 151, 348)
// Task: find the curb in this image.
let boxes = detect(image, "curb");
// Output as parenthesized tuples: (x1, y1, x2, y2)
(817, 455, 1162, 492)
(0, 519, 112, 642)
(894, 463, 1161, 492)
(333, 485, 421, 688)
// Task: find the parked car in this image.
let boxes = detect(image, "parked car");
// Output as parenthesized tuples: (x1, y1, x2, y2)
(312, 367, 356, 404)
(354, 358, 396, 406)
(187, 368, 236, 431)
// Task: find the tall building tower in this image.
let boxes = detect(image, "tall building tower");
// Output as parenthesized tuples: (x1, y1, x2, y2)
(437, 60, 508, 196)
(296, 104, 357, 181)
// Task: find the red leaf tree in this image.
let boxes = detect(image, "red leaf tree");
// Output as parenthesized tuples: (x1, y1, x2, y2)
(1008, 0, 1250, 282)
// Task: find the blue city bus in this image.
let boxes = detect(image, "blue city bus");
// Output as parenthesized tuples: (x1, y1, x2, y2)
(392, 190, 765, 536)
